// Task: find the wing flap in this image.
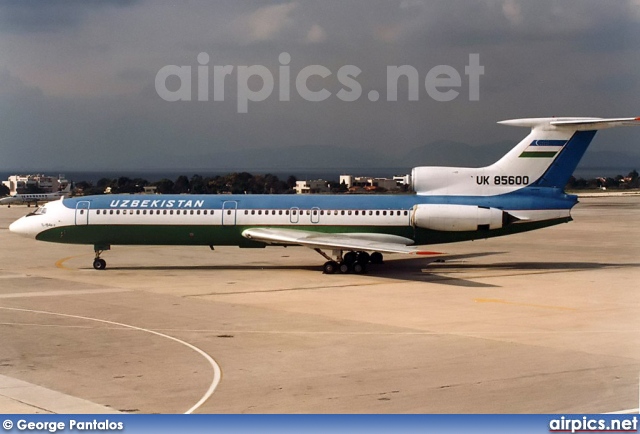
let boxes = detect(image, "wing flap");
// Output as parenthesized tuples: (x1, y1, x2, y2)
(242, 228, 442, 256)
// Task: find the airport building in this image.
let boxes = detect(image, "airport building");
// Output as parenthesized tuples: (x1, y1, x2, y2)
(339, 175, 404, 191)
(2, 174, 69, 195)
(295, 179, 330, 194)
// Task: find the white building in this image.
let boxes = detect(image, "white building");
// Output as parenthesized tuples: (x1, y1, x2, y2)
(393, 174, 412, 186)
(295, 180, 330, 194)
(2, 174, 69, 195)
(339, 175, 401, 191)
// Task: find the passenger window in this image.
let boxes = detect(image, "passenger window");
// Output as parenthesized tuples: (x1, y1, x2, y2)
(404, 211, 408, 216)
(355, 211, 359, 216)
(143, 210, 147, 215)
(80, 210, 84, 215)
(341, 210, 345, 216)
(227, 210, 231, 215)
(383, 211, 387, 216)
(197, 210, 201, 215)
(348, 211, 352, 215)
(279, 210, 283, 215)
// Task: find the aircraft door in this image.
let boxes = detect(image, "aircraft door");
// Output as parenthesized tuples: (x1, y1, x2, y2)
(311, 207, 320, 224)
(289, 207, 300, 224)
(75, 201, 90, 226)
(222, 201, 238, 225)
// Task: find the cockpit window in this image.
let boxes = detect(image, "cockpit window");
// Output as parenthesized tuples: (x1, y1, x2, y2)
(26, 206, 47, 217)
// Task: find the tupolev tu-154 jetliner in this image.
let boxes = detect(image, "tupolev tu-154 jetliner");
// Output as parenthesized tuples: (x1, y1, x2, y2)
(9, 117, 640, 273)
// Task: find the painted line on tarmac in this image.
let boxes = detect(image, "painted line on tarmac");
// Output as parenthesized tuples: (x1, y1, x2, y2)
(0, 306, 221, 414)
(55, 255, 90, 270)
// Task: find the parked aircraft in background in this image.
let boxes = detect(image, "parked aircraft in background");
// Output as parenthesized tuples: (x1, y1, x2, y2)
(8, 117, 640, 273)
(0, 184, 72, 208)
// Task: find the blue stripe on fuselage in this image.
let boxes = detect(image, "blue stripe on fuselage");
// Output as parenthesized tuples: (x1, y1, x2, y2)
(61, 188, 577, 212)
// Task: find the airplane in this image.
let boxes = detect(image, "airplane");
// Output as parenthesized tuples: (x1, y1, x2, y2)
(0, 184, 72, 208)
(8, 117, 640, 273)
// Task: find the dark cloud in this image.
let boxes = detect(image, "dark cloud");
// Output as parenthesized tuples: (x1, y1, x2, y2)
(0, 0, 138, 33)
(0, 0, 638, 172)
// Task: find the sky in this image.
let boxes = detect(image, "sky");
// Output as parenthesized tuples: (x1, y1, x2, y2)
(0, 0, 639, 172)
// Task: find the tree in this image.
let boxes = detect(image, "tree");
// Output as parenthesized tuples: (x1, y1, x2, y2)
(174, 175, 191, 194)
(286, 175, 297, 189)
(153, 178, 174, 194)
(190, 174, 207, 194)
(97, 178, 114, 189)
(627, 170, 639, 189)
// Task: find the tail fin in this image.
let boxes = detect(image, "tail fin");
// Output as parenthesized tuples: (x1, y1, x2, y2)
(493, 117, 640, 189)
(411, 117, 639, 196)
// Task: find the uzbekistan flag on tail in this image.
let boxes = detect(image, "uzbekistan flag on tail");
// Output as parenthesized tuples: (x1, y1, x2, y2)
(519, 139, 566, 158)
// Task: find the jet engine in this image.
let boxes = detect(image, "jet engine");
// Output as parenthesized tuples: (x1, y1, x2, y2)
(411, 204, 514, 232)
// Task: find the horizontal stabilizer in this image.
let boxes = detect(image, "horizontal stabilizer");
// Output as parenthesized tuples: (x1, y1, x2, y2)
(499, 117, 640, 131)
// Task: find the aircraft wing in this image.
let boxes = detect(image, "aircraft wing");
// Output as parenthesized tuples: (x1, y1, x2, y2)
(242, 228, 443, 256)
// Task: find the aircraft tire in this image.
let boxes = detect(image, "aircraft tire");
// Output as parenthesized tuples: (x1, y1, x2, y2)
(353, 263, 366, 274)
(339, 263, 350, 274)
(356, 251, 370, 264)
(343, 251, 357, 265)
(93, 259, 107, 270)
(370, 252, 383, 264)
(323, 261, 339, 274)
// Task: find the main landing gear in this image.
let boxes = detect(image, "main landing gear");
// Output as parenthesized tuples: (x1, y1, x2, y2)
(92, 244, 110, 270)
(315, 249, 384, 275)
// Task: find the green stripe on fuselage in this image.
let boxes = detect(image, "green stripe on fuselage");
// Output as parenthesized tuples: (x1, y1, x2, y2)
(35, 218, 571, 248)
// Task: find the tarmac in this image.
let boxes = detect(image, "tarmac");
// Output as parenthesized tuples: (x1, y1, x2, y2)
(0, 196, 638, 414)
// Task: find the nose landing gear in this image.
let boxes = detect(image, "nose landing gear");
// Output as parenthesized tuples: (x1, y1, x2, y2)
(92, 244, 110, 270)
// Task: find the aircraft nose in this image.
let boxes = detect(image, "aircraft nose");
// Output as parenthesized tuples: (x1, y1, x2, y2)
(9, 217, 36, 238)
